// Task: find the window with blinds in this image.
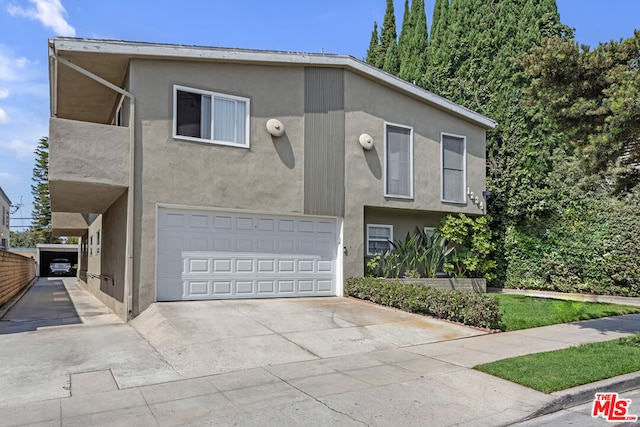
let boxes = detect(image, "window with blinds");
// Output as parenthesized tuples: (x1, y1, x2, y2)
(385, 124, 413, 199)
(441, 133, 466, 203)
(173, 85, 250, 148)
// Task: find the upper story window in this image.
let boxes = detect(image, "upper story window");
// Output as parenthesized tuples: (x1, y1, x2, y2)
(367, 224, 394, 256)
(441, 133, 466, 204)
(173, 85, 250, 148)
(385, 123, 414, 199)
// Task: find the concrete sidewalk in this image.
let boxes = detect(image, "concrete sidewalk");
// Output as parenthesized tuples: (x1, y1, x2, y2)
(0, 278, 639, 426)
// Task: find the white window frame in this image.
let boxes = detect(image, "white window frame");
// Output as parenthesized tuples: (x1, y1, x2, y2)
(440, 132, 467, 204)
(173, 84, 251, 149)
(384, 122, 414, 199)
(366, 224, 394, 256)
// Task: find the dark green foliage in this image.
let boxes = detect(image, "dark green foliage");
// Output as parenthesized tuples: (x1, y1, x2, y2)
(523, 32, 640, 194)
(379, 0, 400, 74)
(30, 137, 59, 244)
(366, 227, 452, 278)
(439, 214, 496, 280)
(398, 0, 428, 83)
(9, 229, 41, 248)
(345, 277, 502, 329)
(365, 22, 384, 67)
(382, 40, 400, 74)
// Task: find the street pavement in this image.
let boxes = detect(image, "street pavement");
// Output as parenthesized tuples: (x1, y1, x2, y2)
(0, 277, 639, 426)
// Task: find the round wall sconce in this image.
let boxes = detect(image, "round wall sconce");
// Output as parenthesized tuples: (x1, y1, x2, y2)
(359, 133, 374, 150)
(266, 119, 285, 137)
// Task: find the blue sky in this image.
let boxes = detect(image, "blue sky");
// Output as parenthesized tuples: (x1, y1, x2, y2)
(0, 0, 638, 230)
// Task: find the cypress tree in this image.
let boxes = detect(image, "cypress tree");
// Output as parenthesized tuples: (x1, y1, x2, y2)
(419, 0, 571, 285)
(382, 41, 401, 75)
(31, 136, 59, 244)
(399, 0, 429, 83)
(398, 0, 414, 70)
(366, 21, 383, 67)
(424, 0, 449, 91)
(380, 0, 400, 75)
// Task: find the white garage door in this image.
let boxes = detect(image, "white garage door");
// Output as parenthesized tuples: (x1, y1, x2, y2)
(156, 207, 339, 301)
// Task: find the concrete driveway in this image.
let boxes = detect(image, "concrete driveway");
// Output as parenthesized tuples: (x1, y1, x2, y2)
(0, 278, 567, 426)
(130, 296, 486, 378)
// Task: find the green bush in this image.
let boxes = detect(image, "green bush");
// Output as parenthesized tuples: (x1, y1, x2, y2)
(345, 277, 502, 330)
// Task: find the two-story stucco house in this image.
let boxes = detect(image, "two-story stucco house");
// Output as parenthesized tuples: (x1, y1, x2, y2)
(0, 186, 10, 249)
(48, 38, 495, 320)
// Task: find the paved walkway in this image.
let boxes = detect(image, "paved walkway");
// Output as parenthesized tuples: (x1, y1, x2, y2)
(0, 278, 639, 426)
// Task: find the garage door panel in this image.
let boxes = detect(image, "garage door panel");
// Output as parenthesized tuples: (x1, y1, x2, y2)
(157, 208, 338, 301)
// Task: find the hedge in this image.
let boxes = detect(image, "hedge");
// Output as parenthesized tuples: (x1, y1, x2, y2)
(345, 277, 502, 330)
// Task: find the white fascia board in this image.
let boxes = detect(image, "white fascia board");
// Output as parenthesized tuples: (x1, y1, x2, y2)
(51, 38, 497, 129)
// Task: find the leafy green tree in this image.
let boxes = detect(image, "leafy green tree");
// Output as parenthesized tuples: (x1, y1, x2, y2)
(9, 229, 41, 248)
(523, 32, 640, 194)
(31, 136, 60, 244)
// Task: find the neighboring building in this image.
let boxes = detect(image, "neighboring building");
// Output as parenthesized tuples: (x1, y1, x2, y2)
(0, 186, 10, 249)
(47, 38, 496, 320)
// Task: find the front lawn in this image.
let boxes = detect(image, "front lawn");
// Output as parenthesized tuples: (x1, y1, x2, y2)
(492, 294, 640, 331)
(475, 334, 640, 393)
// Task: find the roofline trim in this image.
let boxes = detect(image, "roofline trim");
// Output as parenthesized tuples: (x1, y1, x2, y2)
(50, 37, 497, 129)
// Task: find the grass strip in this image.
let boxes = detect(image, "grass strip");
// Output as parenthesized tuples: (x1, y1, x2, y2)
(475, 334, 640, 393)
(491, 294, 640, 331)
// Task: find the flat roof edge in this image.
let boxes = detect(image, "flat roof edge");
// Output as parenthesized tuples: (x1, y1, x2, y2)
(50, 38, 497, 129)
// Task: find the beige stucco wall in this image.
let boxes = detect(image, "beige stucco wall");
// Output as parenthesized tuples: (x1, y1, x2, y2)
(77, 194, 127, 319)
(342, 70, 487, 278)
(128, 59, 308, 315)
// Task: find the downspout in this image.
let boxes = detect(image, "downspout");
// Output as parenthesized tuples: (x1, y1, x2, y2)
(49, 48, 136, 321)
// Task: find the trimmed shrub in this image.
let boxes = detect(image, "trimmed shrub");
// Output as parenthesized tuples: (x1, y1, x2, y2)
(345, 277, 502, 330)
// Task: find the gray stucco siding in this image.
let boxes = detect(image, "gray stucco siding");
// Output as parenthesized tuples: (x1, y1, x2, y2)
(128, 59, 311, 314)
(342, 70, 487, 279)
(123, 60, 488, 314)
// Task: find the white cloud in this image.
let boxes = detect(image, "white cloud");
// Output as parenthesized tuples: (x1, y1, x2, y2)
(0, 139, 36, 158)
(0, 108, 8, 124)
(0, 52, 29, 82)
(0, 171, 19, 184)
(7, 0, 75, 36)
(0, 88, 9, 99)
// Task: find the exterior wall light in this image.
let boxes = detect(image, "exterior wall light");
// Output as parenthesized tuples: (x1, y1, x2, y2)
(359, 133, 374, 150)
(266, 119, 285, 137)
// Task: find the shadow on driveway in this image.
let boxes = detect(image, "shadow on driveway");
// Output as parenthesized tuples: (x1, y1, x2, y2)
(0, 278, 81, 334)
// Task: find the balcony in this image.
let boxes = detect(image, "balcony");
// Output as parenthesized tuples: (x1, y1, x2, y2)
(51, 212, 89, 237)
(49, 118, 129, 214)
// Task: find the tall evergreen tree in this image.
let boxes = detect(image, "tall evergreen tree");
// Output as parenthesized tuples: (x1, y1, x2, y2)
(365, 21, 384, 68)
(380, 0, 400, 74)
(419, 0, 570, 284)
(399, 0, 429, 83)
(398, 0, 415, 69)
(31, 136, 59, 244)
(382, 40, 401, 75)
(424, 0, 449, 90)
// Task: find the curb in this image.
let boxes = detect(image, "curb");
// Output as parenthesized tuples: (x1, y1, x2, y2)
(518, 372, 640, 422)
(0, 277, 39, 320)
